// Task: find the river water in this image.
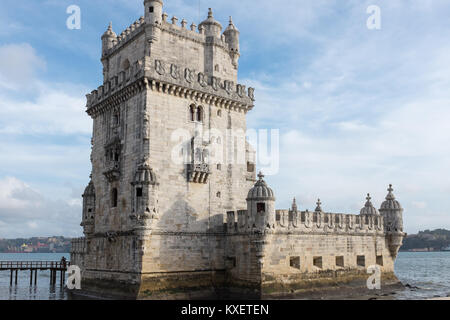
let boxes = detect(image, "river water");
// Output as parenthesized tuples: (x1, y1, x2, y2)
(1, 251, 449, 300)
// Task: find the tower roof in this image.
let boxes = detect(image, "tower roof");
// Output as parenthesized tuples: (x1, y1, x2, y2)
(247, 172, 275, 201)
(102, 22, 117, 39)
(360, 193, 379, 215)
(83, 180, 95, 197)
(380, 184, 402, 210)
(224, 16, 239, 33)
(199, 8, 223, 29)
(132, 159, 157, 185)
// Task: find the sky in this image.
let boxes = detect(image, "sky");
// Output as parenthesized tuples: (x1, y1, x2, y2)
(0, 0, 449, 238)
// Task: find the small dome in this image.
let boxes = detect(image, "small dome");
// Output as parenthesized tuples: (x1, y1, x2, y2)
(224, 16, 239, 33)
(83, 180, 95, 197)
(199, 8, 222, 29)
(102, 22, 117, 39)
(380, 185, 402, 210)
(132, 161, 157, 185)
(360, 194, 379, 215)
(247, 172, 275, 201)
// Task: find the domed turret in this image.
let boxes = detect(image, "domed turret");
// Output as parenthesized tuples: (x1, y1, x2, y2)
(380, 184, 402, 210)
(247, 172, 276, 231)
(199, 8, 223, 38)
(379, 184, 405, 258)
(132, 162, 157, 186)
(247, 172, 275, 201)
(224, 16, 240, 51)
(131, 159, 158, 227)
(81, 179, 96, 236)
(360, 194, 379, 215)
(223, 16, 240, 68)
(101, 22, 117, 55)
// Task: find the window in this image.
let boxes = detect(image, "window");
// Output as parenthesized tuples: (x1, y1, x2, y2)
(113, 113, 120, 126)
(149, 6, 154, 13)
(376, 255, 383, 266)
(196, 106, 203, 122)
(301, 212, 306, 223)
(217, 164, 222, 171)
(215, 64, 219, 71)
(217, 109, 222, 117)
(290, 257, 300, 270)
(136, 188, 143, 197)
(247, 162, 255, 173)
(216, 192, 221, 198)
(313, 256, 323, 269)
(189, 105, 195, 122)
(357, 255, 365, 267)
(335, 215, 340, 224)
(336, 256, 344, 267)
(365, 215, 369, 225)
(111, 188, 118, 208)
(257, 203, 266, 213)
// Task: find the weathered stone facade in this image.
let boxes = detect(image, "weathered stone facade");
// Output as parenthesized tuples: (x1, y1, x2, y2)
(71, 1, 406, 299)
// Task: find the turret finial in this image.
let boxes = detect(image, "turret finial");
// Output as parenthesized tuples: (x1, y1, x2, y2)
(366, 193, 371, 202)
(208, 8, 213, 18)
(257, 171, 264, 181)
(315, 199, 323, 212)
(386, 184, 395, 200)
(292, 197, 298, 211)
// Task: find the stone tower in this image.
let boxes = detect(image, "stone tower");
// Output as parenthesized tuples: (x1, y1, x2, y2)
(71, 1, 406, 300)
(72, 1, 256, 299)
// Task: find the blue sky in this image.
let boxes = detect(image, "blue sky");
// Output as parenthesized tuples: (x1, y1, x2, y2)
(1, 0, 450, 238)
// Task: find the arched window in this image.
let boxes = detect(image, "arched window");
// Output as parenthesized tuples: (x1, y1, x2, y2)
(196, 106, 203, 122)
(217, 109, 222, 117)
(111, 188, 118, 208)
(189, 105, 195, 122)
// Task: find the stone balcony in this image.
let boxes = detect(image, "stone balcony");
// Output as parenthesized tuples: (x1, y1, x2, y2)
(103, 161, 121, 182)
(187, 163, 210, 184)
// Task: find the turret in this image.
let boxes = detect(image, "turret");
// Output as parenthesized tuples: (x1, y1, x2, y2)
(81, 179, 96, 236)
(130, 158, 159, 232)
(144, 0, 163, 25)
(223, 16, 240, 68)
(360, 193, 379, 215)
(199, 8, 223, 38)
(379, 184, 406, 258)
(101, 22, 117, 56)
(246, 172, 276, 232)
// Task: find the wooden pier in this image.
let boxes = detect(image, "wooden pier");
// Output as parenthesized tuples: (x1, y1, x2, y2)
(0, 261, 69, 287)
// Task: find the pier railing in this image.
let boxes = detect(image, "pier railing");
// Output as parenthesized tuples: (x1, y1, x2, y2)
(0, 261, 70, 270)
(0, 261, 70, 286)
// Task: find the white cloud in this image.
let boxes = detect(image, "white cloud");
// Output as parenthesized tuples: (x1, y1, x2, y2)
(0, 176, 82, 238)
(0, 43, 46, 90)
